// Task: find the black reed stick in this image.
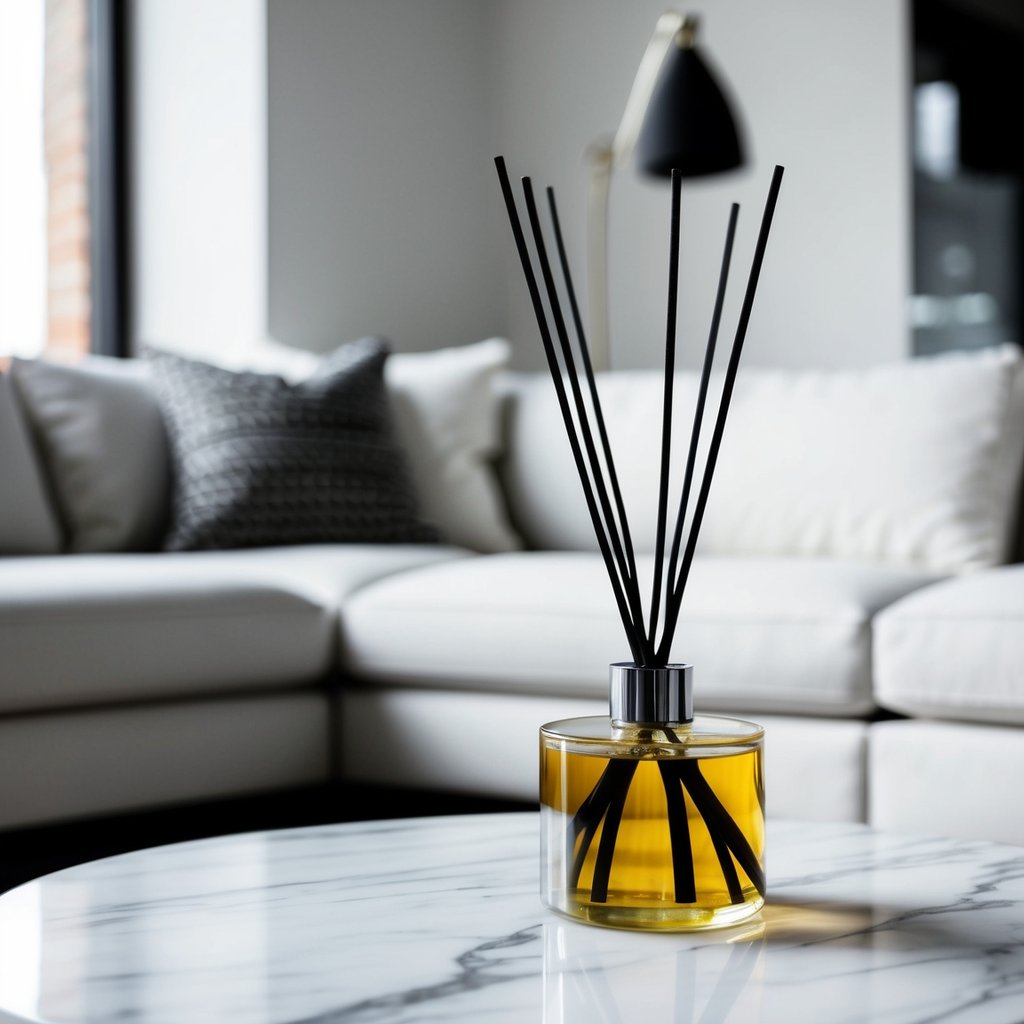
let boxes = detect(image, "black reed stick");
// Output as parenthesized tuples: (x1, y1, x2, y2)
(546, 187, 645, 643)
(521, 178, 649, 655)
(659, 202, 739, 660)
(701, 800, 745, 904)
(588, 760, 637, 903)
(568, 759, 637, 897)
(658, 165, 785, 663)
(495, 157, 645, 662)
(648, 168, 684, 656)
(658, 760, 697, 903)
(677, 759, 766, 897)
(568, 768, 613, 887)
(661, 761, 743, 904)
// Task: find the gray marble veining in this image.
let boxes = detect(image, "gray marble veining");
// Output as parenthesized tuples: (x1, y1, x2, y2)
(0, 814, 1022, 1023)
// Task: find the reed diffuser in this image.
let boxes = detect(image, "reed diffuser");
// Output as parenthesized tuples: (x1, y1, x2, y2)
(495, 156, 783, 930)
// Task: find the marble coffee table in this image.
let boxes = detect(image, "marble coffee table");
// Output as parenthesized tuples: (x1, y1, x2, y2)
(0, 813, 1022, 1023)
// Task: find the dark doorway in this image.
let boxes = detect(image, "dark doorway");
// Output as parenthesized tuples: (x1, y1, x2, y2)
(912, 0, 1024, 356)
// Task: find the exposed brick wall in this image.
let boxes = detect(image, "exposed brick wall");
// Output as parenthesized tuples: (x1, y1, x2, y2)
(43, 0, 91, 358)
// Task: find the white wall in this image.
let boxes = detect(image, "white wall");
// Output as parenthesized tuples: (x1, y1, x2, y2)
(266, 0, 503, 354)
(130, 0, 267, 359)
(131, 0, 910, 371)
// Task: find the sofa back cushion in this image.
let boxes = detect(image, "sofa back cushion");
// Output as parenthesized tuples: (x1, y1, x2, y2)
(9, 357, 170, 552)
(0, 372, 63, 554)
(501, 346, 1024, 574)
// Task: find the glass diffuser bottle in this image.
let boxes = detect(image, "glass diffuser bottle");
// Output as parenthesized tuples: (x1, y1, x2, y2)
(495, 156, 783, 933)
(541, 664, 765, 931)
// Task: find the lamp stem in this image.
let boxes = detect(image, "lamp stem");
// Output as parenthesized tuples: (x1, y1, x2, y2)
(586, 144, 613, 372)
(610, 11, 688, 164)
(585, 11, 686, 373)
(678, 15, 698, 49)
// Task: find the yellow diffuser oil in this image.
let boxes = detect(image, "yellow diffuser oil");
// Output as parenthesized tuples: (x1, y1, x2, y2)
(540, 666, 765, 931)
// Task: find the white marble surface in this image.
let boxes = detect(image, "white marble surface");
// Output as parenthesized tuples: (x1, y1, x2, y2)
(0, 813, 1022, 1023)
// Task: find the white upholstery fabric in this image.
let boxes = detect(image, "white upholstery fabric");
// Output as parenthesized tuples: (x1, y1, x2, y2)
(209, 336, 321, 380)
(385, 339, 521, 553)
(0, 544, 467, 713)
(755, 714, 868, 823)
(341, 553, 940, 716)
(0, 692, 329, 829)
(874, 565, 1024, 724)
(339, 688, 867, 822)
(501, 348, 1024, 573)
(869, 719, 1024, 846)
(0, 374, 62, 554)
(10, 356, 171, 552)
(340, 689, 601, 801)
(176, 542, 471, 603)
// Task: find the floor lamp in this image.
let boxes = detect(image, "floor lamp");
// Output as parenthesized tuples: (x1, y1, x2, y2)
(587, 13, 746, 370)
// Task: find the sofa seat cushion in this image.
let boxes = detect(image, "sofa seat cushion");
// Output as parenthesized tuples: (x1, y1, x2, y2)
(341, 553, 940, 716)
(874, 565, 1024, 725)
(0, 691, 330, 829)
(869, 719, 1024, 845)
(0, 544, 467, 714)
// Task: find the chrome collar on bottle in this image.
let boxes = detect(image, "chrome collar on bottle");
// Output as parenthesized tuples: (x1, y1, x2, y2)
(609, 662, 694, 725)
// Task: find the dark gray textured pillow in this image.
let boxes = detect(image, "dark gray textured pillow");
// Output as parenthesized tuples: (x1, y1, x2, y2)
(145, 339, 437, 551)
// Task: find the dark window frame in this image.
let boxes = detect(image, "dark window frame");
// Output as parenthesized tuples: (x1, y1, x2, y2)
(88, 0, 129, 358)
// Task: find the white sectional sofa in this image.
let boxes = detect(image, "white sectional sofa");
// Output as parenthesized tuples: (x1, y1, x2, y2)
(2, 341, 1022, 845)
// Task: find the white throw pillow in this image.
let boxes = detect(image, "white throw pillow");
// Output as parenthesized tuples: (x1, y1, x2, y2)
(0, 373, 63, 554)
(385, 339, 521, 553)
(503, 347, 1024, 573)
(10, 357, 171, 553)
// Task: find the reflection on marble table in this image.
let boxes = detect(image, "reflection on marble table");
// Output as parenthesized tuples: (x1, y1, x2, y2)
(0, 813, 1022, 1023)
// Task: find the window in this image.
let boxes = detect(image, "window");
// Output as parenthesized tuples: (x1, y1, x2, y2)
(0, 0, 126, 363)
(0, 1, 49, 358)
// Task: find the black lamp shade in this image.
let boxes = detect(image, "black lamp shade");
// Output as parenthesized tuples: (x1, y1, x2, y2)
(635, 43, 745, 179)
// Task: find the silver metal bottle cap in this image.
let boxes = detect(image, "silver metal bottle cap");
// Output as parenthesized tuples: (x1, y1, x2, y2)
(609, 662, 693, 725)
